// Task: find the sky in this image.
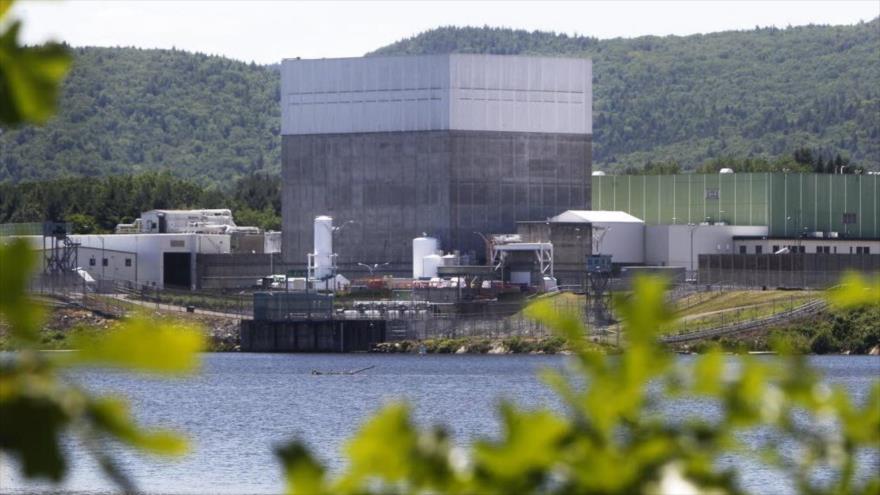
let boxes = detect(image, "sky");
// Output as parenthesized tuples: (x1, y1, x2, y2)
(11, 1, 880, 64)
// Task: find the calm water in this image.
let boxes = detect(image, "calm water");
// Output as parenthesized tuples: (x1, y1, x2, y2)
(1, 354, 878, 494)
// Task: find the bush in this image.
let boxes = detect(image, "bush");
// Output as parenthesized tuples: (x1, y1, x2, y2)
(434, 339, 460, 354)
(466, 339, 492, 354)
(502, 336, 534, 353)
(810, 328, 839, 354)
(537, 336, 567, 354)
(767, 329, 812, 354)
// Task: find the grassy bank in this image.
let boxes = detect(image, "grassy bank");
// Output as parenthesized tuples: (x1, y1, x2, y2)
(673, 290, 821, 315)
(128, 290, 252, 315)
(676, 303, 880, 354)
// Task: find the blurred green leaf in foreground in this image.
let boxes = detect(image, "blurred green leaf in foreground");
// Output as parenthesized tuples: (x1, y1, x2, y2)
(0, 3, 202, 489)
(0, 0, 71, 126)
(0, 239, 204, 488)
(277, 275, 880, 495)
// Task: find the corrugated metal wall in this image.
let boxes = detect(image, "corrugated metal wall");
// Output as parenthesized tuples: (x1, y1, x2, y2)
(593, 173, 878, 238)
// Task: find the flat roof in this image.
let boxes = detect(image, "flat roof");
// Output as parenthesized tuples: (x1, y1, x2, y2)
(551, 210, 644, 224)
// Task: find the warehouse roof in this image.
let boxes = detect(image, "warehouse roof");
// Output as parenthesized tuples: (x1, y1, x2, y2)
(551, 210, 645, 224)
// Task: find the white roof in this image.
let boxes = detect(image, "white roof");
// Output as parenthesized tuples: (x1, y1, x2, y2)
(551, 210, 644, 224)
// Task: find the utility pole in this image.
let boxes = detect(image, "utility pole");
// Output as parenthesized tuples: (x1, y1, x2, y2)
(688, 224, 699, 274)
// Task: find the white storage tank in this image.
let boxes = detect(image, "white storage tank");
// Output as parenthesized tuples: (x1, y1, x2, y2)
(422, 254, 443, 279)
(719, 168, 734, 174)
(412, 236, 439, 278)
(313, 216, 334, 280)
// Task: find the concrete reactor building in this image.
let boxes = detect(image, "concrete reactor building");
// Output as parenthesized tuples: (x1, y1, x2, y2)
(281, 54, 593, 272)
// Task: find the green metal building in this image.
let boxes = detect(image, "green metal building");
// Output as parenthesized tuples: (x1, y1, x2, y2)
(592, 173, 879, 239)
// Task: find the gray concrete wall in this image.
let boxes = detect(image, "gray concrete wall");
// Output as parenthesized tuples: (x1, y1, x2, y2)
(282, 130, 592, 271)
(240, 319, 387, 352)
(282, 131, 453, 269)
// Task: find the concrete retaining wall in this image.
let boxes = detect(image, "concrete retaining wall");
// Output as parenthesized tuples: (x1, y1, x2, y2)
(240, 319, 386, 352)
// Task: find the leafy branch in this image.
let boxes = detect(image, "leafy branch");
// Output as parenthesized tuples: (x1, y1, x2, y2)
(276, 275, 880, 494)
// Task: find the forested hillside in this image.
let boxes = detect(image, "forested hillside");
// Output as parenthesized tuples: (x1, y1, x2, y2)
(0, 21, 877, 185)
(0, 47, 280, 184)
(373, 22, 880, 171)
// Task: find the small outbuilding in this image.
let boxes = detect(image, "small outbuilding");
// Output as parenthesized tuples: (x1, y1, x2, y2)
(550, 210, 646, 265)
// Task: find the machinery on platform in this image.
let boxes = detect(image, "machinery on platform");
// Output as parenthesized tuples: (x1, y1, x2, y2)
(585, 225, 613, 327)
(585, 254, 613, 327)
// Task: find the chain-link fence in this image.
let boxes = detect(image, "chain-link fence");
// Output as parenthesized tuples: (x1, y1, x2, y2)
(29, 274, 254, 320)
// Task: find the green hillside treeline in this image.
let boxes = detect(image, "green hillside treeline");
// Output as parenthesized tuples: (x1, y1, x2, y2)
(0, 20, 878, 185)
(373, 22, 880, 171)
(0, 172, 281, 233)
(0, 47, 280, 184)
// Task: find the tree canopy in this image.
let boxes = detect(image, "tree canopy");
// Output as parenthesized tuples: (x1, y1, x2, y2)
(375, 22, 880, 173)
(0, 21, 878, 185)
(0, 172, 281, 233)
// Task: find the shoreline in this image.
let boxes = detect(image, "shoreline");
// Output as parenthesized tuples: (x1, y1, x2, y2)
(4, 347, 878, 356)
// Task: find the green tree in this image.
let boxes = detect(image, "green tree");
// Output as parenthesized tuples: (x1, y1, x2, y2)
(276, 275, 880, 494)
(0, 1, 70, 125)
(0, 4, 204, 490)
(65, 212, 100, 234)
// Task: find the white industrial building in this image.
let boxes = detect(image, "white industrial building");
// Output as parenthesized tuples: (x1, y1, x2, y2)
(537, 210, 777, 274)
(281, 54, 593, 272)
(25, 233, 230, 289)
(550, 210, 646, 264)
(115, 209, 259, 235)
(646, 224, 769, 272)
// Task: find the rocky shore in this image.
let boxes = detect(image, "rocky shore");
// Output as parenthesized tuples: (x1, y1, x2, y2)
(0, 304, 241, 352)
(370, 336, 577, 355)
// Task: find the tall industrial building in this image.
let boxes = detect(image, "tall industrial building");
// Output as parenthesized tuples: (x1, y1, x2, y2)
(281, 54, 593, 270)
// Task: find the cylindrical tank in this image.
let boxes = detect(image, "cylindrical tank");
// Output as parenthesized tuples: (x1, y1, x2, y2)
(422, 254, 443, 279)
(592, 170, 606, 176)
(313, 216, 333, 280)
(412, 236, 439, 278)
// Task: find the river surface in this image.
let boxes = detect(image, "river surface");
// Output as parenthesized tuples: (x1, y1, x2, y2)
(1, 354, 878, 494)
